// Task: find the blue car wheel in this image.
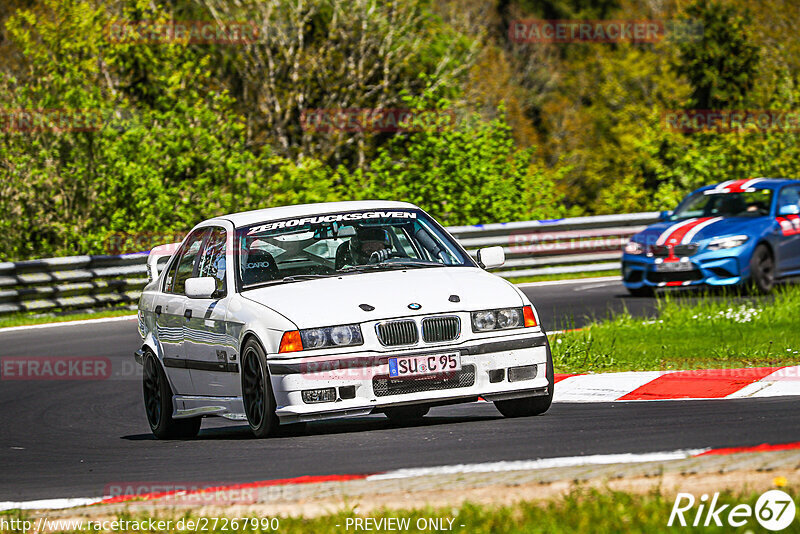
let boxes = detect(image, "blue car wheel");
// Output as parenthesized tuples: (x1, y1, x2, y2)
(749, 244, 775, 294)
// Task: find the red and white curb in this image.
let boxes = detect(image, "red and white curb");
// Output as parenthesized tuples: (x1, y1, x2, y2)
(4, 441, 799, 512)
(553, 366, 800, 402)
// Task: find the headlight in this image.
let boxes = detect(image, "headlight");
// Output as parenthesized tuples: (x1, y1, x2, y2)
(707, 235, 749, 250)
(497, 308, 521, 329)
(472, 306, 536, 332)
(330, 325, 355, 345)
(301, 328, 326, 349)
(472, 311, 497, 331)
(624, 240, 644, 255)
(280, 324, 364, 353)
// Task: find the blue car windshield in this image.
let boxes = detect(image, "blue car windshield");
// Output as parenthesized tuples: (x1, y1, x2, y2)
(235, 209, 474, 289)
(670, 189, 773, 221)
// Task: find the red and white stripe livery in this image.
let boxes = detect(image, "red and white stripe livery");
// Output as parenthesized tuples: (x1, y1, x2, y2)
(706, 178, 765, 194)
(777, 214, 800, 236)
(656, 216, 724, 246)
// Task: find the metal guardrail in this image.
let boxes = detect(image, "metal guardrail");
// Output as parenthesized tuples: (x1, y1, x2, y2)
(448, 211, 659, 278)
(0, 254, 149, 315)
(0, 212, 660, 315)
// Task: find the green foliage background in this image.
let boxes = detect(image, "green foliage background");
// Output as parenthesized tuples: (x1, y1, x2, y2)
(0, 0, 798, 259)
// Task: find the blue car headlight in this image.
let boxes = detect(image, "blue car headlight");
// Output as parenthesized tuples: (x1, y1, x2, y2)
(624, 240, 645, 255)
(707, 235, 749, 251)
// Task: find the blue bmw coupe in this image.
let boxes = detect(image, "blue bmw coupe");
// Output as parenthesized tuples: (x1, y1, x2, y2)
(622, 178, 800, 296)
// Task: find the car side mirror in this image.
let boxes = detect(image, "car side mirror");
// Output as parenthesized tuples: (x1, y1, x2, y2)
(779, 204, 800, 216)
(185, 277, 218, 299)
(477, 246, 505, 269)
(659, 210, 674, 221)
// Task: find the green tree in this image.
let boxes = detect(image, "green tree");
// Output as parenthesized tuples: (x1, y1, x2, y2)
(0, 0, 341, 258)
(353, 104, 563, 225)
(675, 0, 761, 109)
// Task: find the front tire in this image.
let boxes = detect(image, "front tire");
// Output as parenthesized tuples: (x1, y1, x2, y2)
(142, 351, 201, 439)
(748, 244, 775, 294)
(241, 338, 279, 438)
(494, 336, 554, 418)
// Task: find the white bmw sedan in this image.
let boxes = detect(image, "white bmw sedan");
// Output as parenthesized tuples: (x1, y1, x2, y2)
(135, 201, 553, 438)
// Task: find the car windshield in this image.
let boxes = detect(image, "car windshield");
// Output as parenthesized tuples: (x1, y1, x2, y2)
(670, 188, 774, 221)
(236, 209, 473, 289)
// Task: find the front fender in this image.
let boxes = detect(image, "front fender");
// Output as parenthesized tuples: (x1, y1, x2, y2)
(229, 294, 298, 357)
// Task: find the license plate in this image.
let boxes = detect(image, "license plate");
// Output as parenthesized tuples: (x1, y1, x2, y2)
(388, 352, 461, 378)
(655, 262, 694, 272)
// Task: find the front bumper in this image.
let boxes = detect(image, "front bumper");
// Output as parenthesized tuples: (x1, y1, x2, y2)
(268, 332, 550, 423)
(622, 251, 746, 289)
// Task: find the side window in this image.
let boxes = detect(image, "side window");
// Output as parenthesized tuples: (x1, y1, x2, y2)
(197, 227, 227, 294)
(778, 186, 800, 215)
(164, 246, 186, 293)
(165, 229, 208, 294)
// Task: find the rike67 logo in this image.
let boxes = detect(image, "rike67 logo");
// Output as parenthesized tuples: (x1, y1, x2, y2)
(669, 490, 796, 531)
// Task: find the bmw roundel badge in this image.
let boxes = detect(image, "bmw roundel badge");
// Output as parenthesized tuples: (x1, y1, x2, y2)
(408, 303, 422, 310)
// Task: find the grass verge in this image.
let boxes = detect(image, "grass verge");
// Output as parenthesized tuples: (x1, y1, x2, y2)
(0, 307, 136, 329)
(1, 486, 792, 533)
(551, 285, 800, 373)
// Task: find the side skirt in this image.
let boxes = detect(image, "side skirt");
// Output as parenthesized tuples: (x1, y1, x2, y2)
(172, 395, 245, 420)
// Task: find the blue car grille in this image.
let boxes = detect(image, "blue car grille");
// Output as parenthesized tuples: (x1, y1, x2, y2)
(651, 244, 699, 257)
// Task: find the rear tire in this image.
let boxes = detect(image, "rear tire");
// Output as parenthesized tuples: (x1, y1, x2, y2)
(494, 336, 554, 418)
(142, 351, 201, 439)
(241, 338, 279, 438)
(384, 405, 430, 425)
(748, 244, 775, 294)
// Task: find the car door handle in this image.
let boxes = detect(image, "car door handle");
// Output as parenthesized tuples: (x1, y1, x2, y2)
(184, 309, 192, 320)
(154, 305, 162, 316)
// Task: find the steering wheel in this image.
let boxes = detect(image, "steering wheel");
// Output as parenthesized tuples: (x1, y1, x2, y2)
(368, 249, 394, 264)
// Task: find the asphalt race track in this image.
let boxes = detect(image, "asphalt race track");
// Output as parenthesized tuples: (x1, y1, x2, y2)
(1, 279, 796, 502)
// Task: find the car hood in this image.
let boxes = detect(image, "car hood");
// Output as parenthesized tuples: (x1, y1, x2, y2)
(241, 267, 524, 329)
(633, 216, 770, 245)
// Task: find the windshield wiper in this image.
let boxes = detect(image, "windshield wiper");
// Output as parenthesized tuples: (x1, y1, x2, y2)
(337, 264, 387, 273)
(281, 274, 335, 282)
(338, 260, 442, 273)
(380, 259, 443, 268)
